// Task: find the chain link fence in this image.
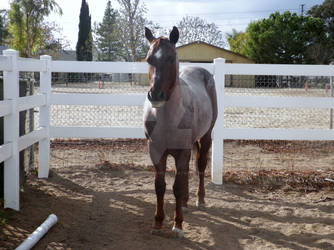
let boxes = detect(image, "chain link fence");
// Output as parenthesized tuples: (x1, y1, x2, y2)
(226, 74, 331, 91)
(40, 70, 334, 174)
(49, 73, 147, 128)
(223, 73, 334, 176)
(225, 74, 334, 129)
(3, 68, 334, 182)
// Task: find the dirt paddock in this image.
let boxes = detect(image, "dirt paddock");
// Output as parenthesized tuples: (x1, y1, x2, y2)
(1, 139, 334, 249)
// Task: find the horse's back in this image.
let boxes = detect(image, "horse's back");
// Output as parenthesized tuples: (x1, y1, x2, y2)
(180, 67, 217, 128)
(180, 67, 217, 140)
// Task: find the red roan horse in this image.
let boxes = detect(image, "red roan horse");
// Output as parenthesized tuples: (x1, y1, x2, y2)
(143, 26, 218, 238)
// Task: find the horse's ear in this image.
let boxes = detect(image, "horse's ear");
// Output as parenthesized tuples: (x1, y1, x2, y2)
(169, 26, 179, 44)
(145, 27, 155, 43)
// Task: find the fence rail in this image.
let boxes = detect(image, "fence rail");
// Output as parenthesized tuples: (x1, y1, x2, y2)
(224, 63, 334, 76)
(1, 49, 334, 210)
(51, 93, 146, 106)
(51, 61, 148, 73)
(224, 95, 334, 109)
(0, 143, 12, 163)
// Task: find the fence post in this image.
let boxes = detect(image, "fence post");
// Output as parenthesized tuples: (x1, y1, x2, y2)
(3, 49, 20, 210)
(330, 61, 334, 129)
(211, 58, 225, 185)
(38, 55, 52, 178)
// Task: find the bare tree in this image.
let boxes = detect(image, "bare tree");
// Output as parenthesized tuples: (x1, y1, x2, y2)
(176, 16, 225, 47)
(116, 0, 150, 61)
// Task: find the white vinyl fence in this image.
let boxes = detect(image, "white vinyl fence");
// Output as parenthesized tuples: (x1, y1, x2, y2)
(1, 49, 334, 211)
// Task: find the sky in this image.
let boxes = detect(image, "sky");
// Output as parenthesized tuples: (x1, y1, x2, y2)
(0, 0, 325, 50)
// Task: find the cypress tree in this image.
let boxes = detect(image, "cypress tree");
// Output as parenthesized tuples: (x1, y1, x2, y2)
(76, 0, 92, 61)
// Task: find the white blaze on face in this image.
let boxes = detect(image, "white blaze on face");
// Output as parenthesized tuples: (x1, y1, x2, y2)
(154, 48, 163, 60)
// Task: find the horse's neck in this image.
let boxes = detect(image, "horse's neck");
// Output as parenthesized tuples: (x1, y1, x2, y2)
(156, 58, 184, 123)
(162, 80, 186, 125)
(167, 78, 182, 108)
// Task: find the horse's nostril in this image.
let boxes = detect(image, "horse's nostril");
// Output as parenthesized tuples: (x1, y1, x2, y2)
(148, 88, 165, 102)
(147, 91, 153, 101)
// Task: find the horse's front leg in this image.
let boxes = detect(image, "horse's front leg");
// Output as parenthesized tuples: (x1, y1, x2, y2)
(172, 149, 191, 238)
(152, 151, 167, 230)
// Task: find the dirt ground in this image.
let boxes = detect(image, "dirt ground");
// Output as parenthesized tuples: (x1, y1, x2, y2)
(1, 139, 334, 250)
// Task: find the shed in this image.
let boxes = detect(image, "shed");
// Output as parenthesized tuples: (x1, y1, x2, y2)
(177, 41, 253, 64)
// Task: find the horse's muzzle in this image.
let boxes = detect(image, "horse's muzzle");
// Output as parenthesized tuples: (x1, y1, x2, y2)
(147, 89, 166, 108)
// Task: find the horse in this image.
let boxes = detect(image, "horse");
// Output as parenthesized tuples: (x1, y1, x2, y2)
(143, 26, 218, 238)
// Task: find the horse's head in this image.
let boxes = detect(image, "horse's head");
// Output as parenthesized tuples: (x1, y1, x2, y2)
(145, 26, 179, 108)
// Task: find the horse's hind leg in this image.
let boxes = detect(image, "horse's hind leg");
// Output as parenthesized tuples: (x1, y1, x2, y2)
(182, 163, 190, 212)
(152, 152, 167, 230)
(196, 131, 212, 208)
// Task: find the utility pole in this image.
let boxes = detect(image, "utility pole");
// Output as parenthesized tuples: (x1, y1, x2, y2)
(300, 4, 305, 16)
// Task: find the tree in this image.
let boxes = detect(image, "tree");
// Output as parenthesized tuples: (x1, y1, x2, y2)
(95, 1, 119, 61)
(76, 0, 92, 61)
(308, 0, 334, 62)
(226, 29, 248, 56)
(7, 0, 62, 175)
(245, 12, 327, 64)
(115, 0, 151, 61)
(176, 16, 225, 47)
(8, 0, 62, 57)
(40, 21, 70, 57)
(0, 10, 9, 46)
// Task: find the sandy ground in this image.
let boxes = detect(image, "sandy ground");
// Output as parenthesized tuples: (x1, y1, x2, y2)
(1, 139, 334, 250)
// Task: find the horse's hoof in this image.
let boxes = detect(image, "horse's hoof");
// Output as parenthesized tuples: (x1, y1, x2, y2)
(182, 206, 188, 213)
(196, 201, 206, 210)
(172, 226, 184, 238)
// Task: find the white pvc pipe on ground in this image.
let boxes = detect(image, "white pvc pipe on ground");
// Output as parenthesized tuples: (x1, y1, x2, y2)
(15, 214, 58, 250)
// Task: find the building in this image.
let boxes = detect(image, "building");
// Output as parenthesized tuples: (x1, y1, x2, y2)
(177, 41, 253, 64)
(55, 50, 77, 61)
(52, 49, 130, 83)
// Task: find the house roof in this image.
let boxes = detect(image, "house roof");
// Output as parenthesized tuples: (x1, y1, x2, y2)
(176, 41, 252, 62)
(55, 50, 76, 61)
